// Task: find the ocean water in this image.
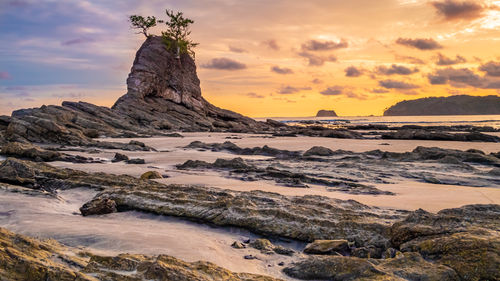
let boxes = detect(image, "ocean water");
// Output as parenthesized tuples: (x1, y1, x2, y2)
(256, 115, 500, 129)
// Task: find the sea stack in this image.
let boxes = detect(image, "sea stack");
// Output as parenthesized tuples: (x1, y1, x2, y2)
(2, 36, 271, 145)
(316, 109, 338, 117)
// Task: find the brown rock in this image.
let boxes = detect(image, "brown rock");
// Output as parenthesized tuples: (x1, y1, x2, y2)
(80, 197, 117, 216)
(303, 239, 350, 255)
(140, 171, 163, 180)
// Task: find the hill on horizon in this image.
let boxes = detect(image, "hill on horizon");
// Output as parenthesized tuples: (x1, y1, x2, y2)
(383, 95, 500, 116)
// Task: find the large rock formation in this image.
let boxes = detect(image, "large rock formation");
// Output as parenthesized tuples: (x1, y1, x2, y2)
(113, 36, 266, 132)
(384, 95, 500, 116)
(2, 36, 271, 145)
(316, 109, 337, 117)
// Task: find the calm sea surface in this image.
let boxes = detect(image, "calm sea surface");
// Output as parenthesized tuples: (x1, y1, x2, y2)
(255, 115, 500, 129)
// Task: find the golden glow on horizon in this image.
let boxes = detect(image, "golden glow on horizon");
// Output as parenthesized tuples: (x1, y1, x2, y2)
(1, 0, 499, 117)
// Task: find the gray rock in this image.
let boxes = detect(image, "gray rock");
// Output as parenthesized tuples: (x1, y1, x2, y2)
(112, 153, 129, 162)
(303, 146, 335, 156)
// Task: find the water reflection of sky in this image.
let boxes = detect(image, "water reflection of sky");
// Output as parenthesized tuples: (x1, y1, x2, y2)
(256, 115, 500, 129)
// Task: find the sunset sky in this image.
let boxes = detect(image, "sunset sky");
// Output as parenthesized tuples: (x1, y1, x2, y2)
(1, 0, 500, 117)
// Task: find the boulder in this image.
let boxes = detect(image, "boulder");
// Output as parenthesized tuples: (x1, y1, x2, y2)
(112, 152, 129, 162)
(303, 240, 350, 255)
(126, 158, 146, 164)
(0, 158, 36, 185)
(303, 146, 335, 156)
(140, 171, 163, 180)
(1, 142, 61, 162)
(80, 197, 117, 216)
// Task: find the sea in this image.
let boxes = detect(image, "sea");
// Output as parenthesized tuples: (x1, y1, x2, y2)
(255, 115, 500, 129)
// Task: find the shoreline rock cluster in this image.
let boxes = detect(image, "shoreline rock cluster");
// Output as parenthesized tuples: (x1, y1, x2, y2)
(0, 227, 280, 281)
(0, 158, 498, 280)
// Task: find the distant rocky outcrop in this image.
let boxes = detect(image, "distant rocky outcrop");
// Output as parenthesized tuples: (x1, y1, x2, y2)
(384, 95, 500, 116)
(316, 110, 337, 117)
(2, 36, 272, 146)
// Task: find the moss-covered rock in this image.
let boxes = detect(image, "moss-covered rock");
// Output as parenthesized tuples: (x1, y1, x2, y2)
(303, 239, 350, 255)
(1, 142, 61, 162)
(140, 171, 163, 180)
(0, 227, 282, 281)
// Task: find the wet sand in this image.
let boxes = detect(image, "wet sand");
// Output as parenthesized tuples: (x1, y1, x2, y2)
(0, 188, 300, 279)
(49, 132, 500, 212)
(3, 132, 499, 280)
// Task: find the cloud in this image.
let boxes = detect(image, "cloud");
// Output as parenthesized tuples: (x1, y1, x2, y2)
(431, 0, 486, 21)
(395, 55, 426, 65)
(485, 81, 500, 89)
(375, 64, 419, 75)
(372, 88, 390, 93)
(271, 66, 294, 74)
(228, 46, 247, 53)
(311, 78, 323, 84)
(51, 92, 86, 99)
(428, 67, 500, 89)
(396, 38, 443, 50)
(379, 79, 419, 89)
(479, 61, 500, 77)
(301, 39, 348, 51)
(0, 71, 11, 80)
(202, 58, 247, 70)
(61, 37, 95, 46)
(320, 86, 343, 96)
(298, 51, 337, 66)
(6, 0, 29, 7)
(436, 53, 467, 65)
(278, 85, 311, 94)
(345, 66, 363, 77)
(427, 67, 484, 87)
(345, 91, 369, 100)
(262, 39, 280, 50)
(246, 92, 264, 98)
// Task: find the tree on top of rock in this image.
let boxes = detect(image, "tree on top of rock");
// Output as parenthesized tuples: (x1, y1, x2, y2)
(161, 9, 198, 59)
(128, 9, 198, 59)
(129, 15, 160, 38)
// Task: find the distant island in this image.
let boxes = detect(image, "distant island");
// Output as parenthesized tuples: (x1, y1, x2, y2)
(316, 109, 338, 117)
(384, 95, 500, 116)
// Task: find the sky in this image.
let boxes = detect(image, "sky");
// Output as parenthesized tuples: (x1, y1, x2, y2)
(1, 0, 500, 117)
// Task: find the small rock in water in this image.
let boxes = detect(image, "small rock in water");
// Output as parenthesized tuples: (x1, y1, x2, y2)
(303, 239, 350, 255)
(249, 239, 274, 251)
(111, 153, 129, 162)
(382, 247, 398, 259)
(126, 158, 146, 164)
(140, 171, 163, 180)
(80, 197, 117, 216)
(273, 245, 295, 256)
(303, 146, 335, 156)
(231, 241, 246, 249)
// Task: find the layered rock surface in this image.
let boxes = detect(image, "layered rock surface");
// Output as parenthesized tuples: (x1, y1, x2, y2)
(0, 227, 280, 281)
(1, 36, 271, 145)
(1, 158, 499, 280)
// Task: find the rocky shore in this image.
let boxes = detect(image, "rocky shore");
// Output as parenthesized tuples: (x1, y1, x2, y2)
(0, 34, 499, 281)
(0, 227, 280, 281)
(0, 158, 498, 280)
